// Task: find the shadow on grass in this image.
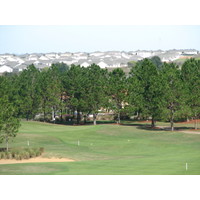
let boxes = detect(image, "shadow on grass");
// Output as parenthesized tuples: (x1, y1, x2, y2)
(47, 120, 117, 126)
(37, 120, 198, 132)
(136, 125, 195, 132)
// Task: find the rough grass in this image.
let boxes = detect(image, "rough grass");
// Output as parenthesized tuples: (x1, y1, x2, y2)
(0, 120, 200, 175)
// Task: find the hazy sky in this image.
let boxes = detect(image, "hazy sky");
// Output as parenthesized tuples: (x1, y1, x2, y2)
(0, 25, 200, 54)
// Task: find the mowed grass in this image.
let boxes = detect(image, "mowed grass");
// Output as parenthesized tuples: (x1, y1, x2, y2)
(0, 120, 200, 175)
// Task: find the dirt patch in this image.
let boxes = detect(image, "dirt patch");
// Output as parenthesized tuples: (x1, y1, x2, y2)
(0, 156, 75, 165)
(178, 119, 200, 124)
(178, 130, 200, 135)
(138, 120, 151, 123)
(156, 126, 200, 134)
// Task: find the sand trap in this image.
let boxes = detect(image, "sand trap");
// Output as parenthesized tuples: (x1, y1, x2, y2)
(0, 156, 75, 165)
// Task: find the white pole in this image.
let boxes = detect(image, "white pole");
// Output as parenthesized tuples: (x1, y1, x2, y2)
(186, 163, 188, 171)
(27, 140, 29, 146)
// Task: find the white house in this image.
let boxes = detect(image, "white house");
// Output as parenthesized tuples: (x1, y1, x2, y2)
(34, 60, 40, 65)
(0, 65, 13, 73)
(121, 52, 130, 59)
(60, 52, 72, 57)
(182, 50, 199, 55)
(80, 62, 90, 67)
(39, 55, 49, 60)
(136, 51, 153, 58)
(28, 55, 38, 61)
(97, 61, 108, 68)
(90, 52, 105, 57)
(6, 56, 17, 62)
(0, 58, 6, 65)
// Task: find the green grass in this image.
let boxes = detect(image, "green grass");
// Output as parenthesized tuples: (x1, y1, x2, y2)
(0, 120, 200, 175)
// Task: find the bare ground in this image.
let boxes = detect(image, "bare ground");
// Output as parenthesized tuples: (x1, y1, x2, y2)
(0, 156, 75, 165)
(157, 126, 200, 134)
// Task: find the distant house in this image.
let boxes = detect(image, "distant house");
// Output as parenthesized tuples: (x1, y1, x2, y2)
(90, 52, 105, 57)
(97, 61, 108, 68)
(60, 52, 72, 57)
(121, 52, 131, 59)
(34, 60, 41, 65)
(0, 57, 6, 65)
(0, 65, 13, 73)
(135, 51, 153, 58)
(181, 49, 199, 55)
(39, 55, 49, 61)
(28, 55, 38, 61)
(80, 61, 90, 67)
(17, 64, 27, 72)
(159, 52, 181, 62)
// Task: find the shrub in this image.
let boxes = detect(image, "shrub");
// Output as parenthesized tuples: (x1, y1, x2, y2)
(0, 147, 44, 160)
(39, 147, 44, 153)
(0, 152, 6, 159)
(24, 152, 30, 159)
(6, 152, 13, 159)
(14, 154, 20, 160)
(35, 149, 41, 157)
(30, 151, 36, 158)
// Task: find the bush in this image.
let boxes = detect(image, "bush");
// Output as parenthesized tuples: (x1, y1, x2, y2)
(0, 147, 44, 160)
(6, 152, 13, 159)
(0, 152, 6, 159)
(39, 147, 44, 153)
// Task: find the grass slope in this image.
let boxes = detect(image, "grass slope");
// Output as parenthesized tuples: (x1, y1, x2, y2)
(0, 120, 200, 175)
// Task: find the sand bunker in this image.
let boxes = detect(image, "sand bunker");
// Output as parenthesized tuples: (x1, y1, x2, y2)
(0, 156, 75, 165)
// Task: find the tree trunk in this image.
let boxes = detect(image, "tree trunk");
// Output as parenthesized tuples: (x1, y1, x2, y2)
(43, 108, 46, 122)
(117, 112, 121, 124)
(60, 94, 63, 121)
(52, 107, 55, 122)
(26, 112, 29, 121)
(170, 109, 174, 131)
(60, 109, 63, 121)
(84, 115, 87, 124)
(77, 110, 81, 124)
(151, 116, 155, 128)
(93, 113, 97, 125)
(6, 136, 9, 152)
(195, 115, 198, 130)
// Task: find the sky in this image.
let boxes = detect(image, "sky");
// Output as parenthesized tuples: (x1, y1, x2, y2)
(0, 25, 200, 54)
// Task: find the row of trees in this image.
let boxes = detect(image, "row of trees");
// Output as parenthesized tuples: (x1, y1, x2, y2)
(0, 57, 200, 149)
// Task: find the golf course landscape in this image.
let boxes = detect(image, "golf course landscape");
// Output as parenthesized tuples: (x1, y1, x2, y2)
(0, 120, 199, 175)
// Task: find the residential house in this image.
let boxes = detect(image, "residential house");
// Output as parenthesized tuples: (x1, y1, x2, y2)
(0, 65, 13, 73)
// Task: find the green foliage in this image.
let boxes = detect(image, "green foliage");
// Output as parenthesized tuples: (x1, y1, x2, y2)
(17, 64, 41, 120)
(83, 64, 108, 124)
(51, 62, 69, 73)
(0, 58, 199, 129)
(161, 62, 186, 130)
(150, 56, 163, 69)
(129, 58, 165, 126)
(0, 96, 20, 150)
(181, 59, 200, 128)
(108, 68, 128, 123)
(38, 65, 62, 121)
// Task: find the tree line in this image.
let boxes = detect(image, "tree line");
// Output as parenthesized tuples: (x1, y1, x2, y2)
(0, 57, 200, 148)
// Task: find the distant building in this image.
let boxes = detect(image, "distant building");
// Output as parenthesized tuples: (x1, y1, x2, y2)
(80, 61, 90, 67)
(97, 61, 108, 68)
(0, 65, 13, 73)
